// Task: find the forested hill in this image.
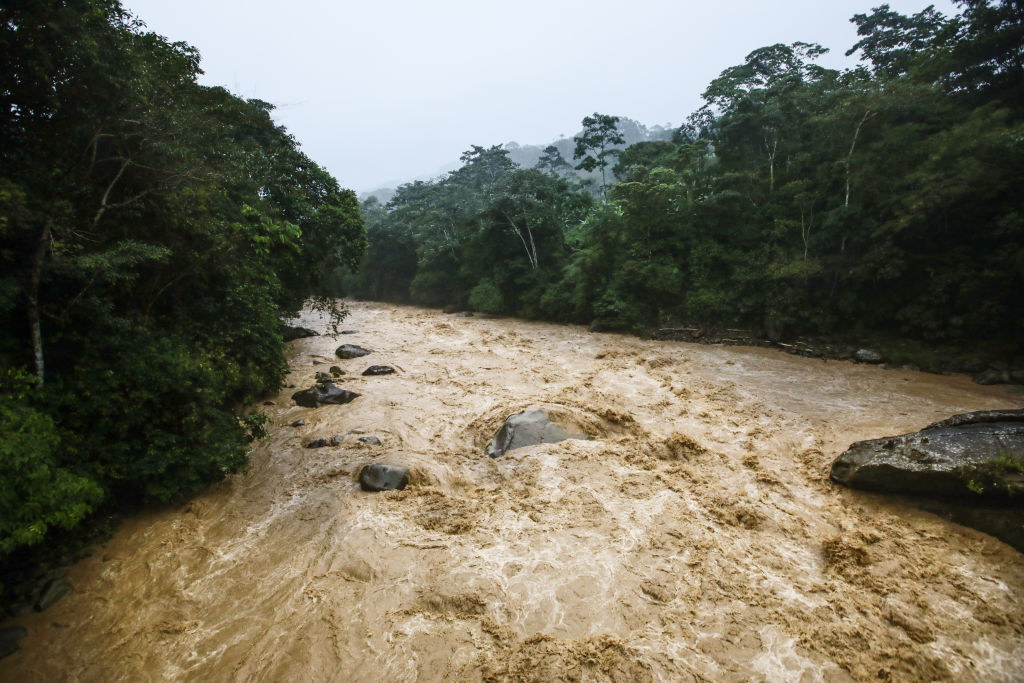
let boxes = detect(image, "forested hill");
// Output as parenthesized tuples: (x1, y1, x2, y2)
(0, 0, 365, 583)
(343, 0, 1023, 366)
(359, 117, 674, 204)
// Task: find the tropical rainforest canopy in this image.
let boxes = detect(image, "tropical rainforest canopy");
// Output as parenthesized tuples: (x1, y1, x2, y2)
(0, 0, 365, 566)
(344, 0, 1023, 356)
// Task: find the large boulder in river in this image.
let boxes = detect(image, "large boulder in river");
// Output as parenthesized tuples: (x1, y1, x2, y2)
(336, 344, 372, 360)
(291, 381, 360, 408)
(830, 409, 1024, 499)
(358, 464, 409, 491)
(485, 409, 584, 458)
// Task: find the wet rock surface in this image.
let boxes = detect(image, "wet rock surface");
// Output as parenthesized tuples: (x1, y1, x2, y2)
(358, 436, 382, 446)
(280, 325, 319, 341)
(34, 578, 72, 613)
(336, 344, 372, 360)
(854, 348, 884, 363)
(358, 464, 409, 492)
(0, 626, 27, 659)
(291, 381, 360, 408)
(361, 365, 395, 376)
(830, 409, 1024, 499)
(485, 409, 585, 458)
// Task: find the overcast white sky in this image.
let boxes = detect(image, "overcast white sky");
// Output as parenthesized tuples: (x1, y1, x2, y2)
(121, 0, 959, 192)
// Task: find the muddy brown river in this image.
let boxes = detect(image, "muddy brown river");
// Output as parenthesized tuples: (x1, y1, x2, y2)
(3, 302, 1023, 681)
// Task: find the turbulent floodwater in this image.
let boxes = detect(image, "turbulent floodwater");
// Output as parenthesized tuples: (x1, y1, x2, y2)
(3, 301, 1024, 681)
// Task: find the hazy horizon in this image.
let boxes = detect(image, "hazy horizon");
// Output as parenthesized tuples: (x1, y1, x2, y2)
(121, 0, 959, 192)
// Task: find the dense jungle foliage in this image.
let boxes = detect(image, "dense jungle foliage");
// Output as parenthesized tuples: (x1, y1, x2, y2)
(0, 0, 365, 567)
(343, 0, 1023, 355)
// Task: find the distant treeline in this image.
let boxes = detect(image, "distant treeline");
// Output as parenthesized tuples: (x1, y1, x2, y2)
(342, 0, 1022, 357)
(0, 0, 364, 571)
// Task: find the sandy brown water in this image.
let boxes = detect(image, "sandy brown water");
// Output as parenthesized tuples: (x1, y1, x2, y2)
(3, 301, 1023, 681)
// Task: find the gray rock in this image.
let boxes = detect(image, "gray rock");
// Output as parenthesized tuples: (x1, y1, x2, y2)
(280, 325, 319, 341)
(330, 435, 344, 446)
(358, 464, 409, 491)
(485, 409, 585, 458)
(291, 381, 360, 407)
(830, 409, 1024, 499)
(290, 419, 306, 427)
(314, 371, 332, 382)
(330, 366, 344, 377)
(974, 369, 1010, 385)
(0, 625, 27, 659)
(362, 365, 395, 376)
(854, 348, 884, 363)
(336, 344, 372, 360)
(358, 436, 382, 446)
(339, 330, 358, 335)
(307, 438, 329, 449)
(34, 577, 72, 612)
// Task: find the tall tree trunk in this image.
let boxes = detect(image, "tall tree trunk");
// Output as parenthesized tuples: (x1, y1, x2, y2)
(28, 218, 53, 387)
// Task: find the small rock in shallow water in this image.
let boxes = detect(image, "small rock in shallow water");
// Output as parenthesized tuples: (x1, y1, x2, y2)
(307, 438, 329, 449)
(854, 348, 883, 363)
(330, 435, 344, 446)
(34, 578, 72, 612)
(362, 365, 395, 376)
(358, 436, 382, 446)
(336, 344, 372, 360)
(0, 626, 27, 659)
(358, 464, 409, 491)
(330, 366, 344, 376)
(339, 330, 357, 335)
(291, 381, 360, 407)
(280, 325, 318, 341)
(315, 371, 332, 382)
(290, 419, 306, 427)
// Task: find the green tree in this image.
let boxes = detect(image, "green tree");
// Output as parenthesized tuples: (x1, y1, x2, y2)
(573, 113, 626, 197)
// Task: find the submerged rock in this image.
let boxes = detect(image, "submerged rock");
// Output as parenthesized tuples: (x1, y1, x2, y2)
(362, 365, 395, 376)
(280, 325, 319, 341)
(330, 366, 344, 377)
(973, 368, 1010, 385)
(485, 409, 584, 458)
(339, 330, 357, 335)
(34, 577, 72, 612)
(291, 381, 360, 408)
(830, 409, 1024, 499)
(290, 419, 305, 428)
(0, 625, 27, 659)
(336, 344, 372, 360)
(358, 464, 409, 491)
(330, 435, 344, 446)
(358, 436, 382, 446)
(307, 438, 329, 449)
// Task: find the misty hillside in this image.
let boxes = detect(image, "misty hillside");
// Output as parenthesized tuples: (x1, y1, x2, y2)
(359, 117, 674, 203)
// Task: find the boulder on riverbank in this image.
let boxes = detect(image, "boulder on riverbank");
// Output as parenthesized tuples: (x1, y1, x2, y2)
(830, 409, 1024, 500)
(291, 381, 360, 408)
(280, 325, 319, 341)
(336, 344, 372, 360)
(485, 409, 585, 458)
(831, 410, 1024, 551)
